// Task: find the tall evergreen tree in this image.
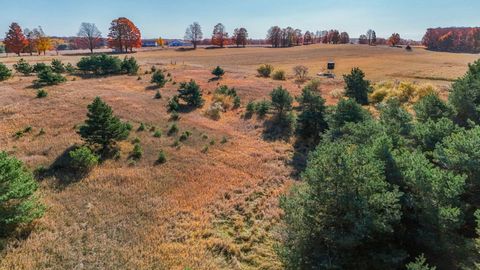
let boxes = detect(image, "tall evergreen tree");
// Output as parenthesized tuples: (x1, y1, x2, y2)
(296, 87, 328, 142)
(343, 67, 372, 105)
(78, 97, 130, 152)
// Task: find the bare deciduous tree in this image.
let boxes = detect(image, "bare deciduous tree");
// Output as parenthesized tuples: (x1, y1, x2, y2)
(293, 65, 309, 81)
(78, 22, 102, 53)
(267, 26, 282, 48)
(185, 22, 203, 49)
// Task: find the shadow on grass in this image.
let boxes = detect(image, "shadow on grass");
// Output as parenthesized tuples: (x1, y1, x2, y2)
(289, 139, 313, 178)
(261, 116, 295, 142)
(0, 222, 35, 252)
(177, 104, 199, 114)
(208, 77, 221, 83)
(175, 47, 196, 52)
(34, 146, 84, 188)
(145, 85, 159, 91)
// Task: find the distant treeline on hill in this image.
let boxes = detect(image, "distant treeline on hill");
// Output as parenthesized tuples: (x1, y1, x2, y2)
(423, 27, 480, 53)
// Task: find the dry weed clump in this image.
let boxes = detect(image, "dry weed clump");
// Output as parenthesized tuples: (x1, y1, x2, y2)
(370, 80, 438, 104)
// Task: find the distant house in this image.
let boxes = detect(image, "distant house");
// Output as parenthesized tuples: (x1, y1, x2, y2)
(142, 40, 158, 47)
(168, 40, 191, 47)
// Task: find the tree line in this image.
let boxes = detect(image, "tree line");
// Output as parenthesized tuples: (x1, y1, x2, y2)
(423, 27, 480, 53)
(3, 17, 142, 55)
(4, 20, 426, 54)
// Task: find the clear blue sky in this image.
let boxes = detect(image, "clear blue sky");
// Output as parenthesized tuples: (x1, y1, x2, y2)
(1, 0, 479, 40)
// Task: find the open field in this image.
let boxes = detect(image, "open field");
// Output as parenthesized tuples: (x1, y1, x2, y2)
(0, 44, 478, 269)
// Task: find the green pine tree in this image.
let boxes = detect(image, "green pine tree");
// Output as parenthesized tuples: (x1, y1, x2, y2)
(78, 97, 130, 152)
(0, 152, 44, 235)
(343, 67, 372, 105)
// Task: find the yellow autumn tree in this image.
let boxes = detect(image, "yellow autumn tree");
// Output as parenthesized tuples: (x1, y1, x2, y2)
(156, 37, 164, 47)
(36, 36, 52, 55)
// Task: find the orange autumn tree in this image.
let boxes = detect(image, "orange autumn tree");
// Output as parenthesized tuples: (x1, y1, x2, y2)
(156, 37, 164, 47)
(388, 33, 401, 46)
(4, 22, 28, 56)
(107, 17, 141, 53)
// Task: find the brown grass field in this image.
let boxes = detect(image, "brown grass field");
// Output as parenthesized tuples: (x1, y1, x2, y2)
(0, 44, 478, 269)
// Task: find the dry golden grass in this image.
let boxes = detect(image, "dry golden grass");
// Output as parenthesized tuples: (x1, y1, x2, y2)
(0, 45, 476, 269)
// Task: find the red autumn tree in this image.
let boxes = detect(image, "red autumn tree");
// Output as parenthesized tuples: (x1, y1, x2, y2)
(4, 22, 28, 56)
(212, 23, 228, 48)
(423, 27, 480, 53)
(107, 17, 141, 53)
(388, 33, 401, 46)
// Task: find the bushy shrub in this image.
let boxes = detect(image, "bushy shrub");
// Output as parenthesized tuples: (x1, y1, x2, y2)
(212, 66, 225, 78)
(178, 80, 204, 107)
(370, 81, 437, 105)
(179, 131, 191, 141)
(153, 130, 162, 138)
(168, 123, 179, 136)
(167, 95, 180, 112)
(69, 146, 99, 173)
(214, 85, 240, 110)
(212, 94, 233, 110)
(0, 63, 12, 81)
(151, 70, 167, 88)
(32, 63, 50, 73)
(272, 69, 286, 80)
(51, 59, 66, 73)
(169, 111, 180, 121)
(121, 56, 139, 75)
(246, 101, 256, 115)
(156, 150, 167, 164)
(65, 63, 75, 73)
(233, 96, 241, 108)
(0, 152, 44, 234)
(256, 100, 271, 117)
(154, 90, 162, 99)
(130, 143, 143, 160)
(215, 85, 237, 97)
(36, 89, 48, 98)
(13, 58, 33, 75)
(304, 78, 321, 92)
(257, 64, 274, 77)
(206, 102, 223, 120)
(35, 69, 67, 86)
(77, 54, 122, 75)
